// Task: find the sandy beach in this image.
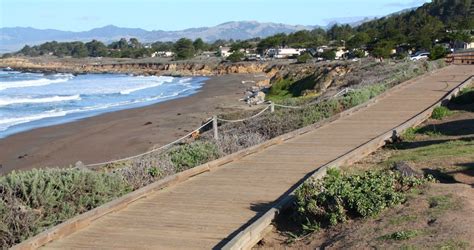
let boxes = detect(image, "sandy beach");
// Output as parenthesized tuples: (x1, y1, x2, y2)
(0, 74, 260, 174)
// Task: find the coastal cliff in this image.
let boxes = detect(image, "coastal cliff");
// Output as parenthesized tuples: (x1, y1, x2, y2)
(0, 57, 269, 76)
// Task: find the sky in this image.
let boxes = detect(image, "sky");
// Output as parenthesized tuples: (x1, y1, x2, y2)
(0, 0, 431, 31)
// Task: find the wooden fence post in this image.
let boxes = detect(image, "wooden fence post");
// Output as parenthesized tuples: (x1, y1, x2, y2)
(270, 102, 275, 113)
(213, 116, 219, 140)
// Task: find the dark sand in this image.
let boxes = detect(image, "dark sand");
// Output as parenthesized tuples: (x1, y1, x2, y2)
(0, 74, 260, 174)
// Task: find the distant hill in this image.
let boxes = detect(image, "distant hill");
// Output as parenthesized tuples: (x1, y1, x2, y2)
(0, 21, 317, 53)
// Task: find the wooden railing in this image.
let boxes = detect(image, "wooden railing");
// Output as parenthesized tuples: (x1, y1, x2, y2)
(446, 51, 474, 65)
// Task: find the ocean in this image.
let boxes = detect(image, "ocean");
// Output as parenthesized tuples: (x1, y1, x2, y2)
(0, 68, 207, 138)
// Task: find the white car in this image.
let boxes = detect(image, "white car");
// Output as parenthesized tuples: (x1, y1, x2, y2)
(410, 52, 430, 61)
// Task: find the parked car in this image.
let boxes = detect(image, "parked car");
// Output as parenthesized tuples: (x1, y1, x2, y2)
(410, 52, 430, 61)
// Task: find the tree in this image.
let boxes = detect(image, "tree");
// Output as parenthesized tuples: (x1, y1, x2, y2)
(429, 45, 447, 60)
(109, 38, 129, 50)
(129, 38, 142, 49)
(347, 32, 370, 49)
(296, 53, 312, 63)
(85, 40, 108, 57)
(227, 51, 245, 62)
(71, 42, 88, 58)
(193, 38, 207, 52)
(327, 24, 354, 42)
(173, 38, 195, 60)
(371, 40, 395, 58)
(321, 50, 336, 60)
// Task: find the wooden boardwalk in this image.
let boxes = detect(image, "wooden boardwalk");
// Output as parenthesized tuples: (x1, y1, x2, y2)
(42, 65, 473, 249)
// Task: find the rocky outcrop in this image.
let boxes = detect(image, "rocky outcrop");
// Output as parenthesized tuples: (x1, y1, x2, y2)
(266, 62, 353, 97)
(0, 57, 269, 76)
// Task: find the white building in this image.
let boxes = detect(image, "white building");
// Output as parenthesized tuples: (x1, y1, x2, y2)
(151, 51, 174, 58)
(335, 47, 348, 60)
(266, 48, 306, 58)
(219, 46, 232, 58)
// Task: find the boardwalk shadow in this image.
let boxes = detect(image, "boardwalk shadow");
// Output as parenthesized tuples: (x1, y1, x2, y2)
(388, 136, 474, 150)
(417, 119, 474, 136)
(213, 170, 317, 249)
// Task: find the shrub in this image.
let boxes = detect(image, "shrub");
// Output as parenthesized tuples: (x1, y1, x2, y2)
(429, 45, 447, 60)
(321, 50, 336, 60)
(167, 141, 221, 172)
(215, 132, 266, 155)
(113, 154, 175, 190)
(227, 51, 245, 62)
(297, 53, 312, 63)
(294, 169, 429, 230)
(0, 168, 130, 247)
(431, 106, 452, 120)
(401, 127, 419, 141)
(380, 230, 419, 241)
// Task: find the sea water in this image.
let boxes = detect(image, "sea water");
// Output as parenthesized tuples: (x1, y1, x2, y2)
(0, 68, 207, 138)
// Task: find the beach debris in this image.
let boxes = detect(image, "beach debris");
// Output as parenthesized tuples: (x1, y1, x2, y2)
(241, 85, 267, 105)
(17, 153, 28, 159)
(143, 121, 153, 126)
(191, 130, 200, 139)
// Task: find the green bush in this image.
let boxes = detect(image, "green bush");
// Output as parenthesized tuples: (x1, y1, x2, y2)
(380, 230, 419, 241)
(167, 141, 221, 172)
(321, 50, 336, 60)
(429, 45, 447, 60)
(0, 168, 130, 247)
(297, 53, 312, 63)
(294, 169, 429, 230)
(431, 106, 452, 120)
(227, 51, 245, 62)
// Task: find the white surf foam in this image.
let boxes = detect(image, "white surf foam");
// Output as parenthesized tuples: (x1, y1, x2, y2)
(119, 76, 174, 95)
(0, 109, 69, 132)
(0, 95, 81, 107)
(0, 74, 73, 91)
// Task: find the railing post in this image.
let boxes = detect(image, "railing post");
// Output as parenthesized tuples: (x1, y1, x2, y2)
(270, 102, 275, 113)
(213, 115, 219, 140)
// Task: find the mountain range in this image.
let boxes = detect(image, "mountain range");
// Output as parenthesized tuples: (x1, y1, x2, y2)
(0, 21, 320, 53)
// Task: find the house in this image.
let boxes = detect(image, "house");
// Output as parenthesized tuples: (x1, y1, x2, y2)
(151, 51, 174, 58)
(266, 48, 306, 58)
(219, 46, 232, 58)
(453, 40, 474, 51)
(334, 47, 348, 60)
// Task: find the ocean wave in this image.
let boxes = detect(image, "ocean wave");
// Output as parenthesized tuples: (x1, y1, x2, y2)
(119, 76, 174, 95)
(0, 95, 81, 107)
(0, 75, 73, 91)
(0, 109, 69, 132)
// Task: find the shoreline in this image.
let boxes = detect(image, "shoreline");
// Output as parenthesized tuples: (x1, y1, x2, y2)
(0, 74, 262, 174)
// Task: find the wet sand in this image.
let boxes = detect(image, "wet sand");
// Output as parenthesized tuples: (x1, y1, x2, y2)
(0, 74, 259, 174)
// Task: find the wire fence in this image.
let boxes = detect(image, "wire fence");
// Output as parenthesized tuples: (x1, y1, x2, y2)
(83, 87, 353, 168)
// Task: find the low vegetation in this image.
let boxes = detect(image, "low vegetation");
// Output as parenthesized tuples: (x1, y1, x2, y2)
(431, 106, 452, 120)
(293, 169, 431, 233)
(0, 169, 130, 247)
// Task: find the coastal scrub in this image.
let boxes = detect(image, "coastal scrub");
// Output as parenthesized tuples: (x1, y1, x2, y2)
(0, 168, 130, 247)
